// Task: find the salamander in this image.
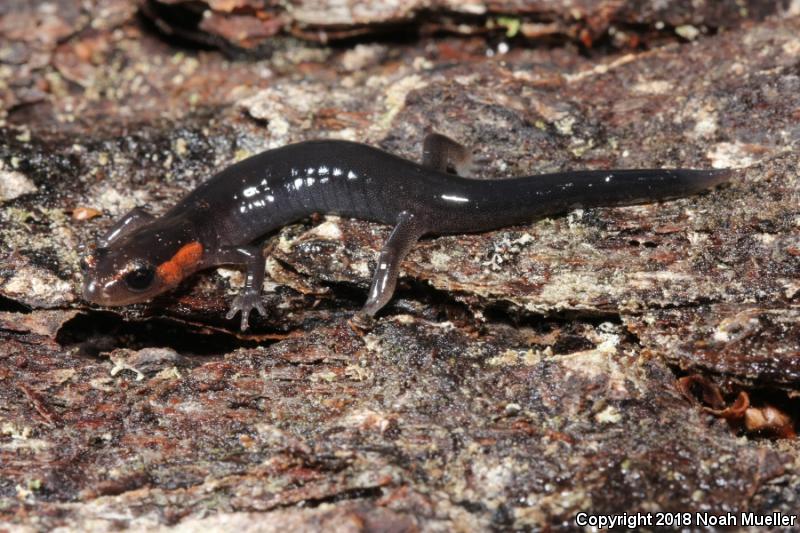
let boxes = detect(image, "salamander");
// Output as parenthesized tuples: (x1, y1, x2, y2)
(81, 133, 731, 330)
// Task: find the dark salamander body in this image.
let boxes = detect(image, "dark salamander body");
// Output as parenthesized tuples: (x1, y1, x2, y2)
(82, 134, 730, 329)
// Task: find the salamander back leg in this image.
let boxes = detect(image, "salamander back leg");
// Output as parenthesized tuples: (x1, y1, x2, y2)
(360, 211, 426, 317)
(422, 132, 473, 176)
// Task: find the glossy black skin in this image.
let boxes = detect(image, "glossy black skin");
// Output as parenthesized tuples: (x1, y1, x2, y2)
(82, 136, 730, 329)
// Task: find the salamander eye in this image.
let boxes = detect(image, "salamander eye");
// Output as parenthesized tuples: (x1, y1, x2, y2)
(124, 266, 155, 291)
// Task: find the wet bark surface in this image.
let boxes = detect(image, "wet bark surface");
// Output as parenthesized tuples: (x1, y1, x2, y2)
(1, 1, 799, 531)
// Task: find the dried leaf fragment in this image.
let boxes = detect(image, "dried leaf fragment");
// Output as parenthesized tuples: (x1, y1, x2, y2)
(676, 374, 724, 410)
(677, 374, 796, 439)
(743, 406, 796, 439)
(71, 207, 103, 221)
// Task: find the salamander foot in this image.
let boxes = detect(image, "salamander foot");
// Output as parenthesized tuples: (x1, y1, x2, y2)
(349, 310, 377, 333)
(226, 289, 267, 331)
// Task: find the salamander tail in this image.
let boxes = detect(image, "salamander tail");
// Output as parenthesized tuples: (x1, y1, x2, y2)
(694, 168, 734, 190)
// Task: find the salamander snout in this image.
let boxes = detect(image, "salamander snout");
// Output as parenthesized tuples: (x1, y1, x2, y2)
(81, 248, 164, 306)
(81, 236, 206, 307)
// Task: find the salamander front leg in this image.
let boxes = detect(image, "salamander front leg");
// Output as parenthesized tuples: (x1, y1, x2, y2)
(215, 245, 267, 331)
(422, 132, 473, 176)
(361, 211, 426, 318)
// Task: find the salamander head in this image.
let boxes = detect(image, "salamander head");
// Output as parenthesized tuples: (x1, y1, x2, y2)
(82, 215, 204, 306)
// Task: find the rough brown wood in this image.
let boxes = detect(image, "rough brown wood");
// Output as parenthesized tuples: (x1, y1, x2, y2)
(1, 1, 798, 530)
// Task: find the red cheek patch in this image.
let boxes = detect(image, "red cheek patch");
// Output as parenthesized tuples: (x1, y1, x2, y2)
(157, 241, 203, 286)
